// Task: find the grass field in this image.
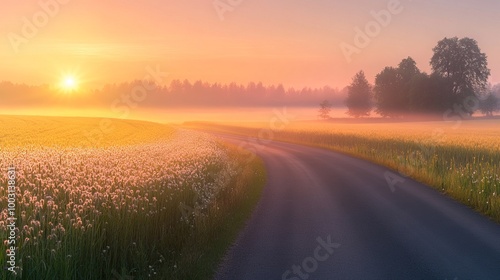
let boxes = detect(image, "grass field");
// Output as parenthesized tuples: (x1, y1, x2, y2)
(186, 119, 500, 223)
(0, 115, 265, 279)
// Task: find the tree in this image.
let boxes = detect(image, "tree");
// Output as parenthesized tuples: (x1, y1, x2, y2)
(408, 73, 453, 114)
(374, 67, 404, 117)
(398, 57, 420, 82)
(479, 94, 499, 117)
(374, 57, 421, 117)
(318, 100, 332, 119)
(430, 37, 490, 112)
(492, 84, 500, 96)
(345, 71, 372, 118)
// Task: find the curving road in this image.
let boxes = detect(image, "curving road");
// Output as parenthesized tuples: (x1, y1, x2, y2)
(213, 133, 500, 280)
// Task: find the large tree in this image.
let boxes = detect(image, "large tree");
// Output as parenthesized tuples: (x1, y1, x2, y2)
(345, 71, 372, 118)
(430, 37, 490, 110)
(374, 57, 420, 117)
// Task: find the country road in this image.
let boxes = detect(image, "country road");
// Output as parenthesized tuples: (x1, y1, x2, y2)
(212, 133, 500, 280)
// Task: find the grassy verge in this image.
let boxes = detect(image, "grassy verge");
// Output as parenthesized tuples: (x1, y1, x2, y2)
(185, 122, 500, 223)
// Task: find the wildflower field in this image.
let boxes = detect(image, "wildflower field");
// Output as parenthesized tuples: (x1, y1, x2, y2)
(187, 119, 500, 222)
(0, 116, 265, 279)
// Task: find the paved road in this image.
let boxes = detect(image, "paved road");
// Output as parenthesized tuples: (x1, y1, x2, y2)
(213, 134, 500, 280)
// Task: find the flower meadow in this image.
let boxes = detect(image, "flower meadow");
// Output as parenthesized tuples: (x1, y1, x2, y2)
(0, 116, 265, 279)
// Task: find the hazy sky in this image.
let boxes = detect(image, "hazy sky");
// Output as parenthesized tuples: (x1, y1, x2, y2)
(1, 0, 499, 89)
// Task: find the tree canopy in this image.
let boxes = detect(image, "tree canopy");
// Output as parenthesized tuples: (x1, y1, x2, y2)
(374, 57, 420, 117)
(430, 37, 490, 104)
(345, 71, 372, 118)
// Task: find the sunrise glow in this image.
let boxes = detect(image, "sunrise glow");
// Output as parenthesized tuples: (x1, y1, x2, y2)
(60, 75, 78, 92)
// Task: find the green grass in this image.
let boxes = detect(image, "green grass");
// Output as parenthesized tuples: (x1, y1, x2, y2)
(165, 146, 266, 279)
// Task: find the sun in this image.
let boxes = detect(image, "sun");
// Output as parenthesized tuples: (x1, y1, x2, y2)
(60, 75, 79, 92)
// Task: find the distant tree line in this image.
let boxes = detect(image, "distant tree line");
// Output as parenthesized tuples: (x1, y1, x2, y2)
(342, 37, 499, 118)
(0, 80, 346, 108)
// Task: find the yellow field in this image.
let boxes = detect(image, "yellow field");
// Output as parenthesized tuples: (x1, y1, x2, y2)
(285, 120, 500, 151)
(210, 119, 500, 151)
(0, 115, 175, 148)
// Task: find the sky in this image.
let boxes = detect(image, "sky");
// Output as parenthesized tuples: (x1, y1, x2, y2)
(1, 0, 500, 90)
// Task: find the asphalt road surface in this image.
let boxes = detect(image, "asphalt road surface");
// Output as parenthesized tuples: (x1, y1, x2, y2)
(213, 133, 500, 280)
